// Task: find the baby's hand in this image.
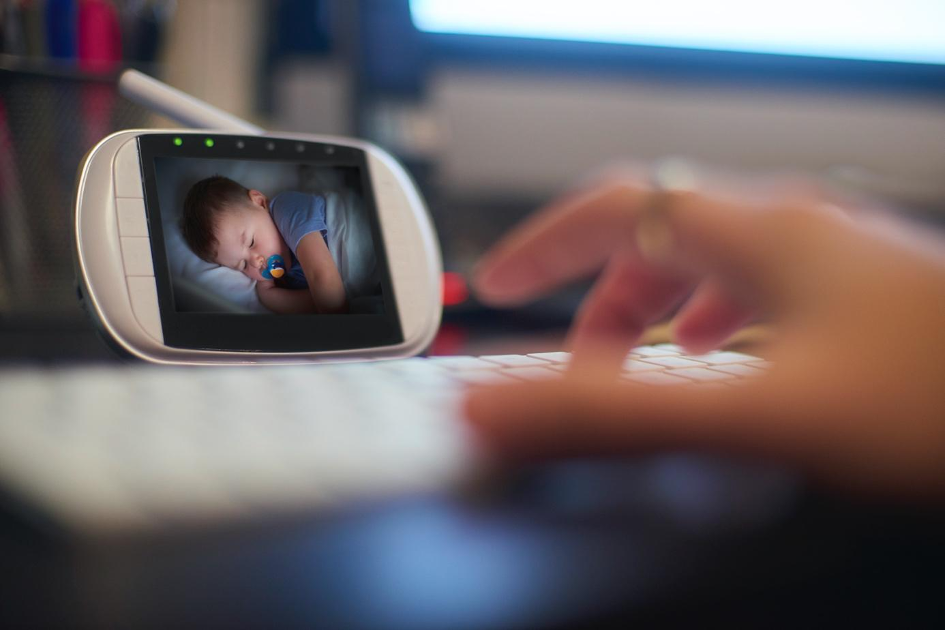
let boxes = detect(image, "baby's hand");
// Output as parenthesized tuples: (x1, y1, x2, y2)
(254, 279, 316, 314)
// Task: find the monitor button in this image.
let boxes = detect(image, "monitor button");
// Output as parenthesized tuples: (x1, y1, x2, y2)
(126, 276, 163, 342)
(121, 237, 155, 276)
(114, 139, 144, 198)
(116, 198, 149, 237)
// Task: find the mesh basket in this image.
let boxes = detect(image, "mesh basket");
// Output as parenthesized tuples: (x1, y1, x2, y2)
(0, 66, 151, 320)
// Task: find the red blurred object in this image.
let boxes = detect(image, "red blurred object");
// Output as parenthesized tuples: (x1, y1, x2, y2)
(442, 272, 469, 307)
(78, 0, 122, 73)
(78, 0, 121, 148)
(428, 323, 469, 356)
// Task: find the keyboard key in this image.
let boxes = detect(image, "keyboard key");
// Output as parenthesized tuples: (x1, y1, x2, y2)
(377, 360, 456, 387)
(480, 354, 554, 367)
(526, 352, 572, 364)
(636, 356, 706, 369)
(652, 343, 684, 352)
(623, 359, 662, 372)
(401, 370, 459, 388)
(377, 357, 431, 369)
(378, 358, 446, 375)
(683, 351, 758, 365)
(669, 367, 734, 382)
(426, 356, 496, 370)
(453, 371, 518, 385)
(710, 363, 765, 377)
(629, 345, 681, 358)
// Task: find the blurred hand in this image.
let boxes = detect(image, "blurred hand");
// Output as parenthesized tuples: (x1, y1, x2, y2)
(465, 167, 945, 498)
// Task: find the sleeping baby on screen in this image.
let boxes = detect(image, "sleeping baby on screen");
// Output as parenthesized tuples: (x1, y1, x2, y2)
(180, 175, 348, 314)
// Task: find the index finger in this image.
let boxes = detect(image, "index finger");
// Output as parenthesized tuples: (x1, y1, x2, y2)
(473, 180, 649, 306)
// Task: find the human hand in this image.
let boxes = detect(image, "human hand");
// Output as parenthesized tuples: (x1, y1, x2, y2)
(465, 166, 945, 498)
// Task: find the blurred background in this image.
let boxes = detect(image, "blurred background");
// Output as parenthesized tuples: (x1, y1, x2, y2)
(2, 5, 945, 625)
(2, 0, 944, 358)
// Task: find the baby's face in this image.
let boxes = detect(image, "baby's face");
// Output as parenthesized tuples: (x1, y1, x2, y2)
(213, 192, 290, 282)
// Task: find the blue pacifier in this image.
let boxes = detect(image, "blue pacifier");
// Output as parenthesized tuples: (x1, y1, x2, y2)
(261, 254, 286, 280)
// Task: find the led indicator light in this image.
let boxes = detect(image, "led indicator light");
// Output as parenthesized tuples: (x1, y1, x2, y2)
(173, 137, 183, 146)
(205, 138, 214, 147)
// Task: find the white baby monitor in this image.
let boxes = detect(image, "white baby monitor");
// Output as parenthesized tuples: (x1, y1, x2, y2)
(73, 73, 441, 364)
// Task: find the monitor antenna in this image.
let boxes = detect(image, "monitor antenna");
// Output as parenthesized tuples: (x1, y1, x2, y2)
(118, 69, 264, 135)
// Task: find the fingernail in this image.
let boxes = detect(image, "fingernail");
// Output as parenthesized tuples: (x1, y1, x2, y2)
(472, 256, 508, 287)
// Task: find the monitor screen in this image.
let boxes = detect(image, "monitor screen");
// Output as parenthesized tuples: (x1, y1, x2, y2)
(138, 133, 403, 352)
(410, 0, 945, 66)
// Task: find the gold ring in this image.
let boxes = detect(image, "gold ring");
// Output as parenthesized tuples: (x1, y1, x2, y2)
(636, 158, 698, 263)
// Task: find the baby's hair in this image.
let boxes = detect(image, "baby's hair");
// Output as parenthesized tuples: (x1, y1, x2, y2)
(180, 175, 250, 262)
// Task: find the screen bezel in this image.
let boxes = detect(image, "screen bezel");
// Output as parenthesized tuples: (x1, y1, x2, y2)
(137, 132, 404, 352)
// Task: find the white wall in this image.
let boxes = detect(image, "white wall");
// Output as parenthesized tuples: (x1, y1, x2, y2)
(157, 0, 266, 128)
(430, 68, 945, 206)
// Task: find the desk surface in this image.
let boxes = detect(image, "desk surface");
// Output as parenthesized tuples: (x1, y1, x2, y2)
(2, 459, 945, 627)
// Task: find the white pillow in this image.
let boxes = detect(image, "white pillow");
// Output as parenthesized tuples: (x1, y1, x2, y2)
(164, 218, 270, 313)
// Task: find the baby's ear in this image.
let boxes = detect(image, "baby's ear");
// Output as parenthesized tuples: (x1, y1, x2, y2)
(248, 189, 267, 209)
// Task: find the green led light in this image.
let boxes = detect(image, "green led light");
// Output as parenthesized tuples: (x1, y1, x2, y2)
(204, 138, 214, 148)
(173, 137, 183, 146)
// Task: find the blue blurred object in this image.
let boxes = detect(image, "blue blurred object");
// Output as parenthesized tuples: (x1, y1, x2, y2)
(45, 0, 77, 59)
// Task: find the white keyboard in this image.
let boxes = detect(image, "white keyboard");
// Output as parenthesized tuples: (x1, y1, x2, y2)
(0, 345, 764, 534)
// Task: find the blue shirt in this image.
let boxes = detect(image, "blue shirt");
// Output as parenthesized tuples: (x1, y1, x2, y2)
(269, 192, 329, 290)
